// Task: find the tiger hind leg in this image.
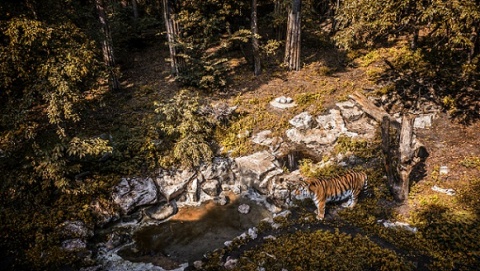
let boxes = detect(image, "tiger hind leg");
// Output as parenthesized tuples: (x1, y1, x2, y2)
(341, 195, 358, 208)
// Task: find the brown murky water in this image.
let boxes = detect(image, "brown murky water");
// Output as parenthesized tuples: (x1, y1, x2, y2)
(120, 192, 273, 268)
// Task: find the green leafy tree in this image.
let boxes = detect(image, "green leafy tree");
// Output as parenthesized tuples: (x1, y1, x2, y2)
(0, 1, 113, 269)
(153, 89, 214, 168)
(334, 0, 480, 122)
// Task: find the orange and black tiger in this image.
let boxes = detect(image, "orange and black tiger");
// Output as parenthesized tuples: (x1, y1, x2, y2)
(293, 171, 368, 220)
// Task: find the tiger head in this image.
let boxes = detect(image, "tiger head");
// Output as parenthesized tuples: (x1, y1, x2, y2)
(288, 177, 312, 200)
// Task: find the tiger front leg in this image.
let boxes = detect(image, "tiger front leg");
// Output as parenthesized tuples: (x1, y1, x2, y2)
(315, 199, 326, 220)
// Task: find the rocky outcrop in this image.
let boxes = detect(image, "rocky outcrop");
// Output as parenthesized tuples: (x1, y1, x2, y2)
(91, 100, 385, 230)
(88, 97, 438, 270)
(112, 177, 159, 214)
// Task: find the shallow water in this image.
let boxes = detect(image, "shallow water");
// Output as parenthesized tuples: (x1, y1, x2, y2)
(120, 193, 273, 268)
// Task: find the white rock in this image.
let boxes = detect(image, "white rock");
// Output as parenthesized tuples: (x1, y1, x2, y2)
(378, 220, 417, 233)
(439, 165, 449, 175)
(62, 238, 87, 251)
(431, 185, 455, 196)
(336, 100, 364, 121)
(289, 112, 316, 130)
(238, 204, 251, 214)
(270, 96, 297, 109)
(224, 257, 238, 270)
(414, 114, 433, 129)
(112, 177, 158, 214)
(248, 227, 258, 239)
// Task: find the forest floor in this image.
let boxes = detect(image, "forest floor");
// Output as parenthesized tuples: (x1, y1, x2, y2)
(105, 37, 480, 269)
(119, 37, 480, 219)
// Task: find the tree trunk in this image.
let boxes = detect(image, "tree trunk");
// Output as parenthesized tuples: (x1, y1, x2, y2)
(396, 115, 415, 202)
(251, 0, 261, 76)
(131, 0, 138, 22)
(381, 114, 416, 202)
(353, 92, 423, 203)
(284, 0, 302, 71)
(162, 0, 184, 75)
(381, 116, 399, 198)
(95, 0, 120, 90)
(330, 0, 340, 34)
(274, 0, 286, 40)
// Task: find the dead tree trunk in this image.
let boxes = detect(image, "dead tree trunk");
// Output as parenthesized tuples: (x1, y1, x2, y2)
(96, 0, 120, 90)
(397, 115, 416, 202)
(381, 112, 417, 202)
(352, 92, 423, 203)
(381, 116, 399, 197)
(284, 0, 302, 71)
(162, 0, 184, 75)
(252, 0, 261, 76)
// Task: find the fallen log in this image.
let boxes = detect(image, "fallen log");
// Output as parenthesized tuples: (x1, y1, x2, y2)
(349, 91, 400, 129)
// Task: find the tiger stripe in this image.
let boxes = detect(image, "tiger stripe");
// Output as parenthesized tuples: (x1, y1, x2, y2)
(295, 171, 368, 220)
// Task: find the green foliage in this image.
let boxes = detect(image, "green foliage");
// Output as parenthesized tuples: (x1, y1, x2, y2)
(334, 0, 480, 122)
(234, 229, 412, 271)
(177, 53, 231, 92)
(459, 156, 480, 170)
(215, 113, 255, 157)
(170, 1, 250, 91)
(154, 89, 214, 168)
(294, 92, 326, 113)
(334, 135, 380, 159)
(298, 158, 346, 178)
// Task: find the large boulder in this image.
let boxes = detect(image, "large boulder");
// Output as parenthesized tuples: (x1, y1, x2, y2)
(154, 169, 196, 202)
(144, 201, 178, 221)
(234, 151, 284, 194)
(199, 157, 236, 185)
(112, 177, 158, 214)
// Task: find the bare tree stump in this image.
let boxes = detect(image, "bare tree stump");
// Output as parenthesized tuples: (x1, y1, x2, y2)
(381, 116, 399, 197)
(352, 91, 423, 202)
(396, 115, 416, 202)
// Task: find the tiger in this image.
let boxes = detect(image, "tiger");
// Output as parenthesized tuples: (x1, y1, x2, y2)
(291, 171, 368, 220)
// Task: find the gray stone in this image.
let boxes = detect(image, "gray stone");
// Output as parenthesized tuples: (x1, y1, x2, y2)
(144, 201, 177, 221)
(62, 238, 87, 251)
(201, 179, 220, 196)
(286, 127, 338, 146)
(155, 169, 196, 202)
(234, 151, 283, 192)
(186, 178, 199, 203)
(336, 100, 364, 122)
(289, 112, 316, 130)
(270, 96, 297, 109)
(238, 204, 251, 214)
(224, 257, 238, 269)
(316, 109, 348, 132)
(414, 114, 433, 129)
(200, 157, 235, 184)
(378, 219, 418, 233)
(344, 117, 376, 139)
(439, 165, 449, 175)
(112, 177, 158, 214)
(59, 220, 93, 239)
(431, 185, 455, 196)
(214, 193, 229, 205)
